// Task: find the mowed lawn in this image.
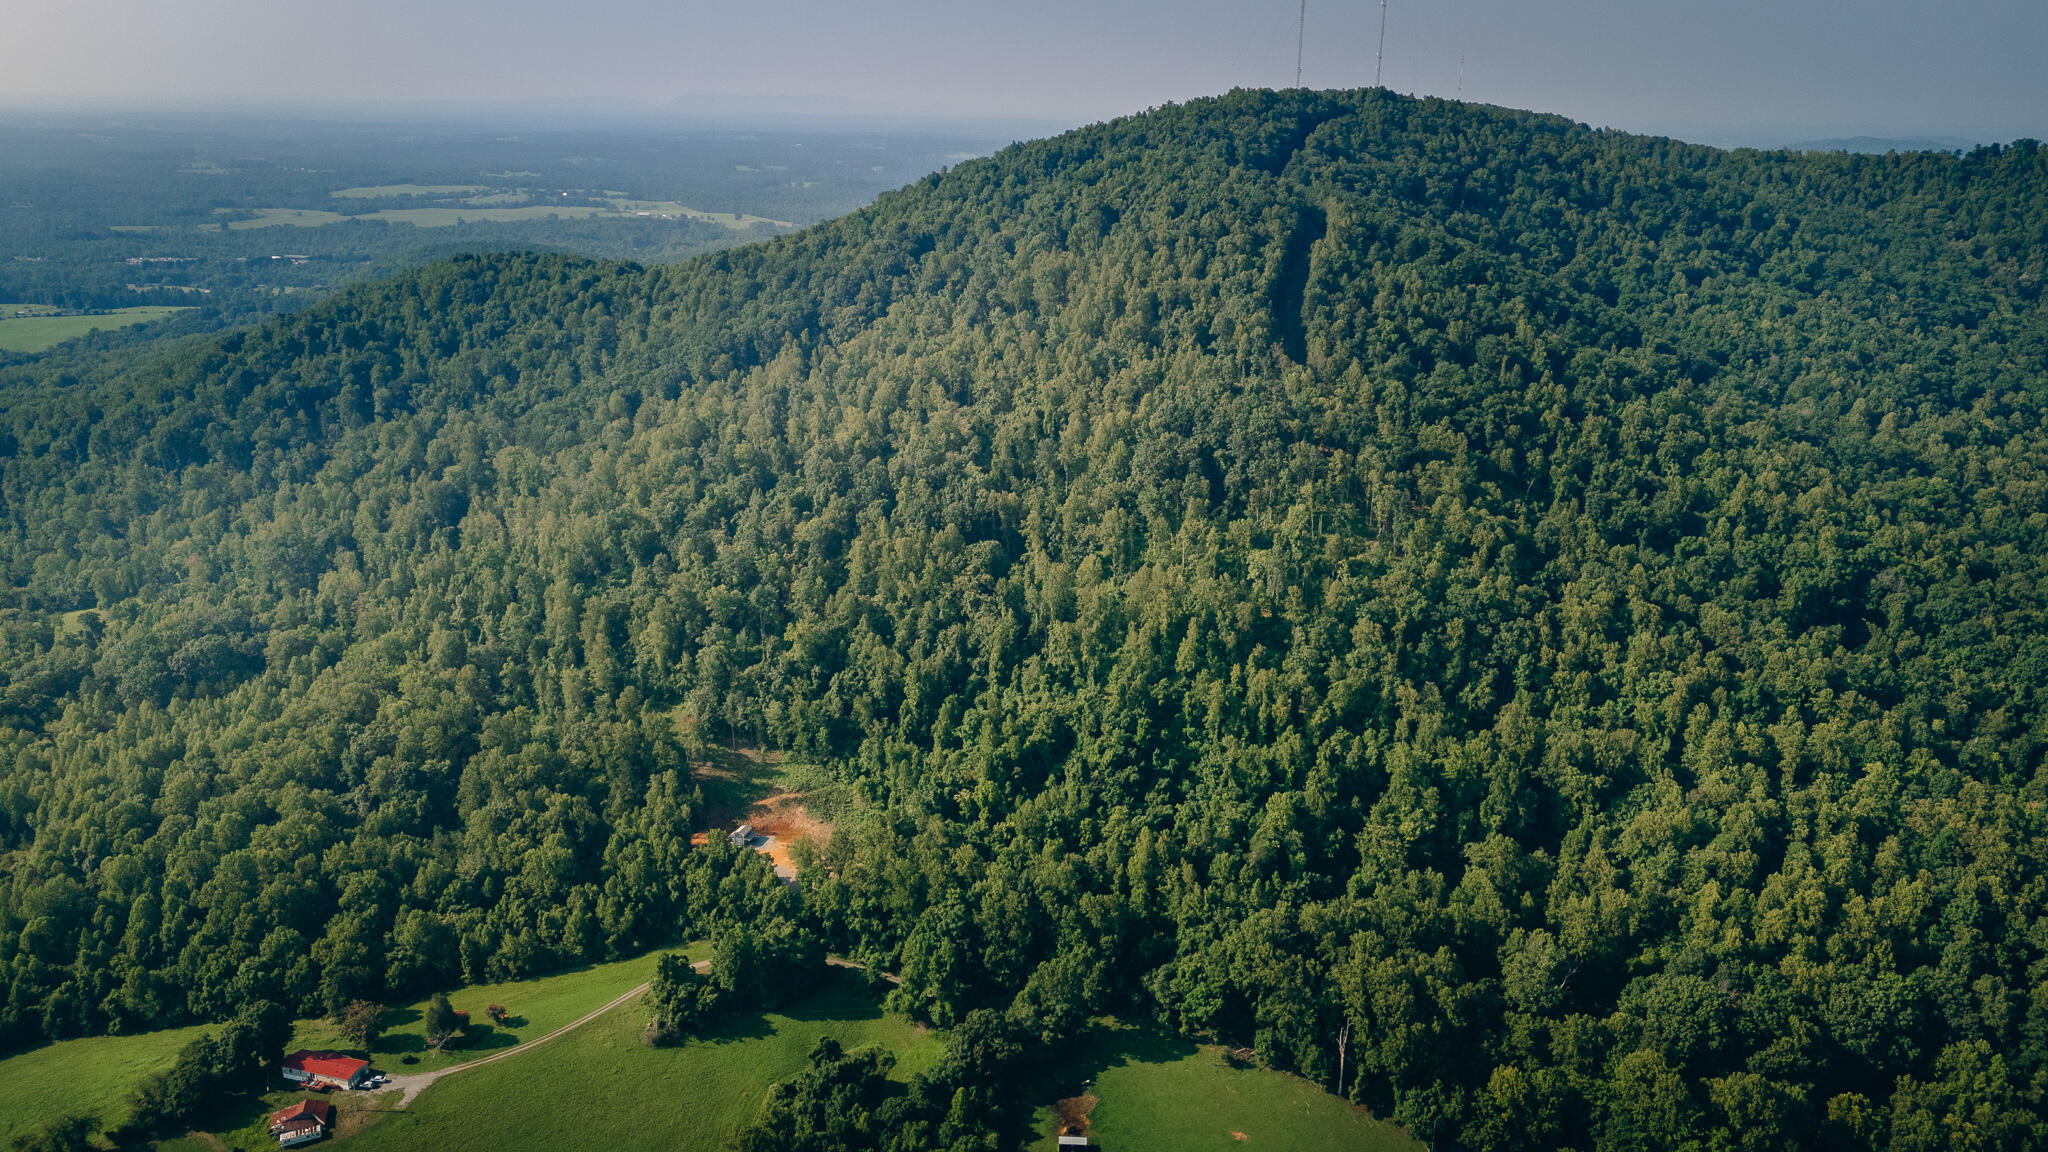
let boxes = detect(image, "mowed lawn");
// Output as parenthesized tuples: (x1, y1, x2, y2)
(344, 966, 942, 1152)
(1030, 1023, 1424, 1152)
(0, 307, 189, 352)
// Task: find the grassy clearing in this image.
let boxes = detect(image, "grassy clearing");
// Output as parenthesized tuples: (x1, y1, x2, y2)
(0, 948, 680, 1146)
(1029, 1022, 1423, 1152)
(330, 184, 486, 198)
(0, 1020, 215, 1143)
(345, 965, 939, 1152)
(0, 307, 189, 352)
(687, 747, 856, 879)
(289, 947, 675, 1078)
(2, 961, 1417, 1152)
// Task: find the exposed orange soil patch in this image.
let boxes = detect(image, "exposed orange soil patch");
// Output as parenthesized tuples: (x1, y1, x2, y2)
(747, 790, 832, 873)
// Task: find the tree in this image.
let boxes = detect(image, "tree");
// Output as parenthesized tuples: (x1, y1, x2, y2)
(732, 1037, 896, 1152)
(8, 1113, 98, 1152)
(645, 953, 719, 1044)
(117, 1002, 288, 1137)
(710, 917, 823, 1013)
(335, 999, 384, 1049)
(1598, 1050, 1704, 1152)
(423, 991, 461, 1050)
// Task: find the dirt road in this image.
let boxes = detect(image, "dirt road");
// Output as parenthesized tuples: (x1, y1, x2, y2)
(374, 956, 891, 1109)
(377, 980, 653, 1108)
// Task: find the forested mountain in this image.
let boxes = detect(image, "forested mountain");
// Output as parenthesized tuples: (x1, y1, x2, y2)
(2, 88, 2046, 1150)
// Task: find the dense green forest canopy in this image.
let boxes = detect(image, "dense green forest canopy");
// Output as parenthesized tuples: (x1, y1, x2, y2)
(2, 88, 2046, 1150)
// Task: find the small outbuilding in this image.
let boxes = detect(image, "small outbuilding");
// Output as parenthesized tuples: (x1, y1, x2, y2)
(728, 823, 756, 847)
(281, 1050, 372, 1091)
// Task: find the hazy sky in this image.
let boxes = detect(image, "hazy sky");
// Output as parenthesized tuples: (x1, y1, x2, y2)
(2, 0, 2042, 143)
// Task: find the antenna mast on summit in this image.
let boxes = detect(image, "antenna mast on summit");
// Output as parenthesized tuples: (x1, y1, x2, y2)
(1296, 0, 1306, 88)
(1375, 0, 1389, 87)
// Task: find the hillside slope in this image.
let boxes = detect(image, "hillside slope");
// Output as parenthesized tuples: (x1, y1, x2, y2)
(2, 89, 2047, 1149)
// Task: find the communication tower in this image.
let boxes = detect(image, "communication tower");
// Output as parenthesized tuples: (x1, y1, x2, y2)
(1296, 0, 1307, 88)
(1375, 1, 1389, 88)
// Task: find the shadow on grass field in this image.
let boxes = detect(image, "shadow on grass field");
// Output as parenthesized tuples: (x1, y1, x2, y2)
(343, 965, 942, 1152)
(0, 1021, 214, 1145)
(1023, 1020, 1425, 1152)
(285, 948, 674, 1079)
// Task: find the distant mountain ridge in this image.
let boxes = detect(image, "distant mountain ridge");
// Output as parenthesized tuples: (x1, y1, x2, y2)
(0, 89, 2045, 1150)
(1791, 134, 1980, 153)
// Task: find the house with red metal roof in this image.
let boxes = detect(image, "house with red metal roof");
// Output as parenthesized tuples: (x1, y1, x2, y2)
(268, 1098, 334, 1146)
(281, 1050, 371, 1091)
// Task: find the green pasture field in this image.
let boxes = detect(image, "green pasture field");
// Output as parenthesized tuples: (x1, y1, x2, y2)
(0, 949, 1415, 1152)
(0, 947, 679, 1146)
(330, 184, 487, 198)
(0, 1020, 216, 1144)
(0, 306, 190, 352)
(342, 965, 939, 1152)
(1029, 1022, 1424, 1152)
(289, 946, 676, 1078)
